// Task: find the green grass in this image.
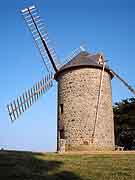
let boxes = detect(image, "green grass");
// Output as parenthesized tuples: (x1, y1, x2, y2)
(0, 150, 135, 180)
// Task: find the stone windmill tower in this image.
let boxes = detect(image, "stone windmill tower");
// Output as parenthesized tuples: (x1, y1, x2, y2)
(55, 52, 115, 152)
(7, 5, 135, 152)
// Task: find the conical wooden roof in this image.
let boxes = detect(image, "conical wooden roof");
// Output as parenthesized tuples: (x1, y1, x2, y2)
(55, 51, 113, 80)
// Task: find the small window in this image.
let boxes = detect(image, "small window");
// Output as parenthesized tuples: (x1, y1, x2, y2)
(60, 104, 63, 114)
(83, 141, 89, 145)
(60, 129, 65, 139)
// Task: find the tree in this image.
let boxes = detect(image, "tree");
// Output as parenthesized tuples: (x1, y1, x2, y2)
(113, 98, 135, 150)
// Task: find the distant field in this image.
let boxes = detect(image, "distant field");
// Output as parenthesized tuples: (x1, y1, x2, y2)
(0, 150, 135, 180)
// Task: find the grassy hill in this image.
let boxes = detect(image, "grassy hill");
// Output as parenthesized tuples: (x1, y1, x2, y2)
(0, 150, 135, 180)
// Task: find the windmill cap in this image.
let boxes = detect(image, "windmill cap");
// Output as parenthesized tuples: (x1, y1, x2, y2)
(54, 51, 113, 80)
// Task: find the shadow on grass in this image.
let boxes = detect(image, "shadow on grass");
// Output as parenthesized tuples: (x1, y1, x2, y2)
(0, 150, 82, 180)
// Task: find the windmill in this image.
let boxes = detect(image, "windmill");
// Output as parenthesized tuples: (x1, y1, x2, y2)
(7, 5, 135, 152)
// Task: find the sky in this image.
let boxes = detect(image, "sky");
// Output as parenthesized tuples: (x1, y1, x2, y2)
(0, 0, 135, 152)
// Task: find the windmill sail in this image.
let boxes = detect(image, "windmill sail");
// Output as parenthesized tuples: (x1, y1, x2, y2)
(110, 69, 135, 95)
(7, 73, 53, 122)
(21, 5, 61, 73)
(62, 46, 86, 67)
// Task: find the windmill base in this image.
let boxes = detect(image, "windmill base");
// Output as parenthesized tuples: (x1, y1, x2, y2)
(58, 142, 115, 153)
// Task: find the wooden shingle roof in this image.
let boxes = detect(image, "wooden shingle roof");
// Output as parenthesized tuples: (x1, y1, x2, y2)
(55, 51, 113, 80)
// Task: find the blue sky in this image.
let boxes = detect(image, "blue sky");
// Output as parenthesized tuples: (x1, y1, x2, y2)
(0, 0, 135, 152)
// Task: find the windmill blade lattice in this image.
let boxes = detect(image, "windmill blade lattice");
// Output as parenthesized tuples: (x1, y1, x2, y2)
(61, 46, 86, 67)
(7, 73, 53, 122)
(21, 5, 61, 73)
(110, 69, 135, 96)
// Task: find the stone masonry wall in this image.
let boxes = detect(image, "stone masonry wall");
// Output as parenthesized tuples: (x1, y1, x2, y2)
(57, 67, 115, 151)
